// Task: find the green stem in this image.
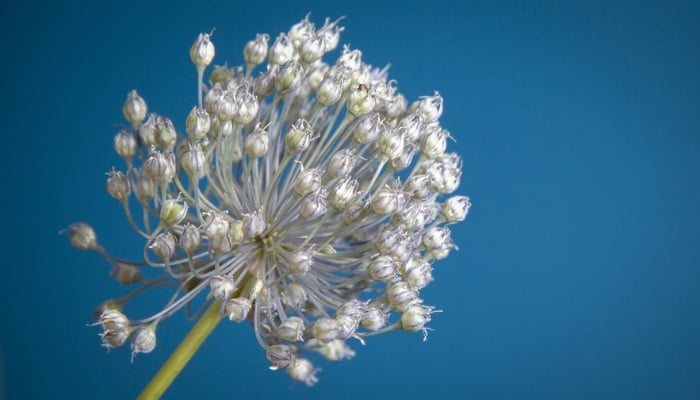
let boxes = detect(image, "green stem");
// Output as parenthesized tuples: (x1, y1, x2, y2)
(137, 301, 223, 399)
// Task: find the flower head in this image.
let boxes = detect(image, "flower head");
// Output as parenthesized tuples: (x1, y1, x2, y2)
(67, 16, 470, 386)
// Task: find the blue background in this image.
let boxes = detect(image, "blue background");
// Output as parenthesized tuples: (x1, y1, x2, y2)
(2, 0, 699, 399)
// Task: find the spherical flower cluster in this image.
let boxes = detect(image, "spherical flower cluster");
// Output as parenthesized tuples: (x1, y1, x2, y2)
(65, 15, 470, 386)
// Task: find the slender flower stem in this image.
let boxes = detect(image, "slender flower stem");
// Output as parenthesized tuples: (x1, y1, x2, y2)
(137, 301, 223, 399)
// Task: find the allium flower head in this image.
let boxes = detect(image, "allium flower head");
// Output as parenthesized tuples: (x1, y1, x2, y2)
(66, 15, 471, 386)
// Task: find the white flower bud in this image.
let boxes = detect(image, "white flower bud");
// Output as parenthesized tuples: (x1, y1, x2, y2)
(338, 47, 363, 71)
(277, 317, 306, 342)
(97, 309, 129, 332)
(300, 188, 328, 219)
(180, 144, 206, 179)
(318, 18, 343, 51)
(328, 178, 358, 209)
(421, 126, 448, 159)
(149, 232, 176, 260)
(334, 315, 359, 340)
(378, 127, 405, 161)
(143, 150, 175, 184)
(233, 89, 259, 125)
(209, 275, 235, 301)
(371, 186, 408, 215)
(316, 76, 344, 106)
(190, 32, 215, 69)
(134, 169, 155, 203)
(313, 317, 339, 344)
(110, 263, 143, 285)
(327, 148, 357, 179)
(336, 299, 368, 320)
(64, 222, 97, 250)
(155, 117, 177, 152)
(122, 90, 147, 127)
(210, 233, 234, 254)
(244, 33, 269, 67)
(242, 210, 266, 238)
(224, 297, 252, 322)
(267, 344, 296, 370)
(113, 129, 137, 163)
(400, 304, 433, 336)
(353, 112, 383, 144)
(131, 326, 157, 360)
(286, 358, 318, 386)
(185, 106, 211, 142)
(244, 124, 269, 158)
(404, 173, 432, 199)
(441, 195, 470, 223)
(347, 84, 375, 117)
(398, 112, 425, 144)
(285, 119, 313, 155)
(160, 197, 188, 226)
(205, 212, 230, 238)
(390, 145, 417, 171)
(393, 200, 440, 231)
(204, 83, 224, 115)
(268, 33, 294, 65)
(100, 329, 129, 349)
(403, 258, 434, 290)
(417, 92, 443, 123)
(276, 61, 303, 94)
(282, 282, 308, 308)
(422, 226, 451, 250)
(384, 93, 407, 119)
(254, 65, 278, 97)
(214, 90, 237, 121)
(138, 113, 159, 147)
(387, 281, 419, 312)
(289, 248, 314, 274)
(360, 307, 388, 331)
(307, 62, 329, 91)
(369, 255, 398, 281)
(179, 223, 201, 254)
(426, 156, 461, 194)
(106, 169, 130, 201)
(294, 166, 323, 196)
(288, 16, 314, 49)
(320, 339, 356, 361)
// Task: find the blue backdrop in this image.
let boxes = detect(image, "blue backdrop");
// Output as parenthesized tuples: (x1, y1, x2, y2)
(2, 0, 699, 399)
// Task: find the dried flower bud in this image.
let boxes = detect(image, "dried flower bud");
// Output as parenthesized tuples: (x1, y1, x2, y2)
(371, 186, 408, 215)
(400, 304, 434, 339)
(106, 169, 130, 201)
(242, 210, 266, 238)
(289, 248, 314, 274)
(110, 263, 142, 285)
(267, 344, 296, 370)
(209, 275, 235, 301)
(268, 33, 294, 65)
(190, 33, 215, 69)
(277, 317, 305, 342)
(294, 166, 323, 196)
(328, 178, 358, 209)
(185, 106, 211, 142)
(328, 148, 357, 179)
(131, 326, 157, 361)
(244, 33, 269, 67)
(134, 169, 155, 203)
(143, 150, 175, 184)
(360, 307, 388, 331)
(403, 258, 434, 289)
(233, 89, 259, 125)
(179, 223, 201, 254)
(63, 222, 97, 250)
(442, 195, 471, 223)
(155, 116, 177, 151)
(122, 90, 147, 127)
(97, 309, 129, 332)
(286, 358, 319, 386)
(313, 317, 339, 344)
(180, 145, 206, 179)
(387, 281, 420, 312)
(369, 255, 398, 282)
(244, 124, 269, 158)
(300, 188, 328, 219)
(150, 232, 176, 260)
(353, 112, 383, 144)
(224, 297, 252, 322)
(113, 129, 137, 163)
